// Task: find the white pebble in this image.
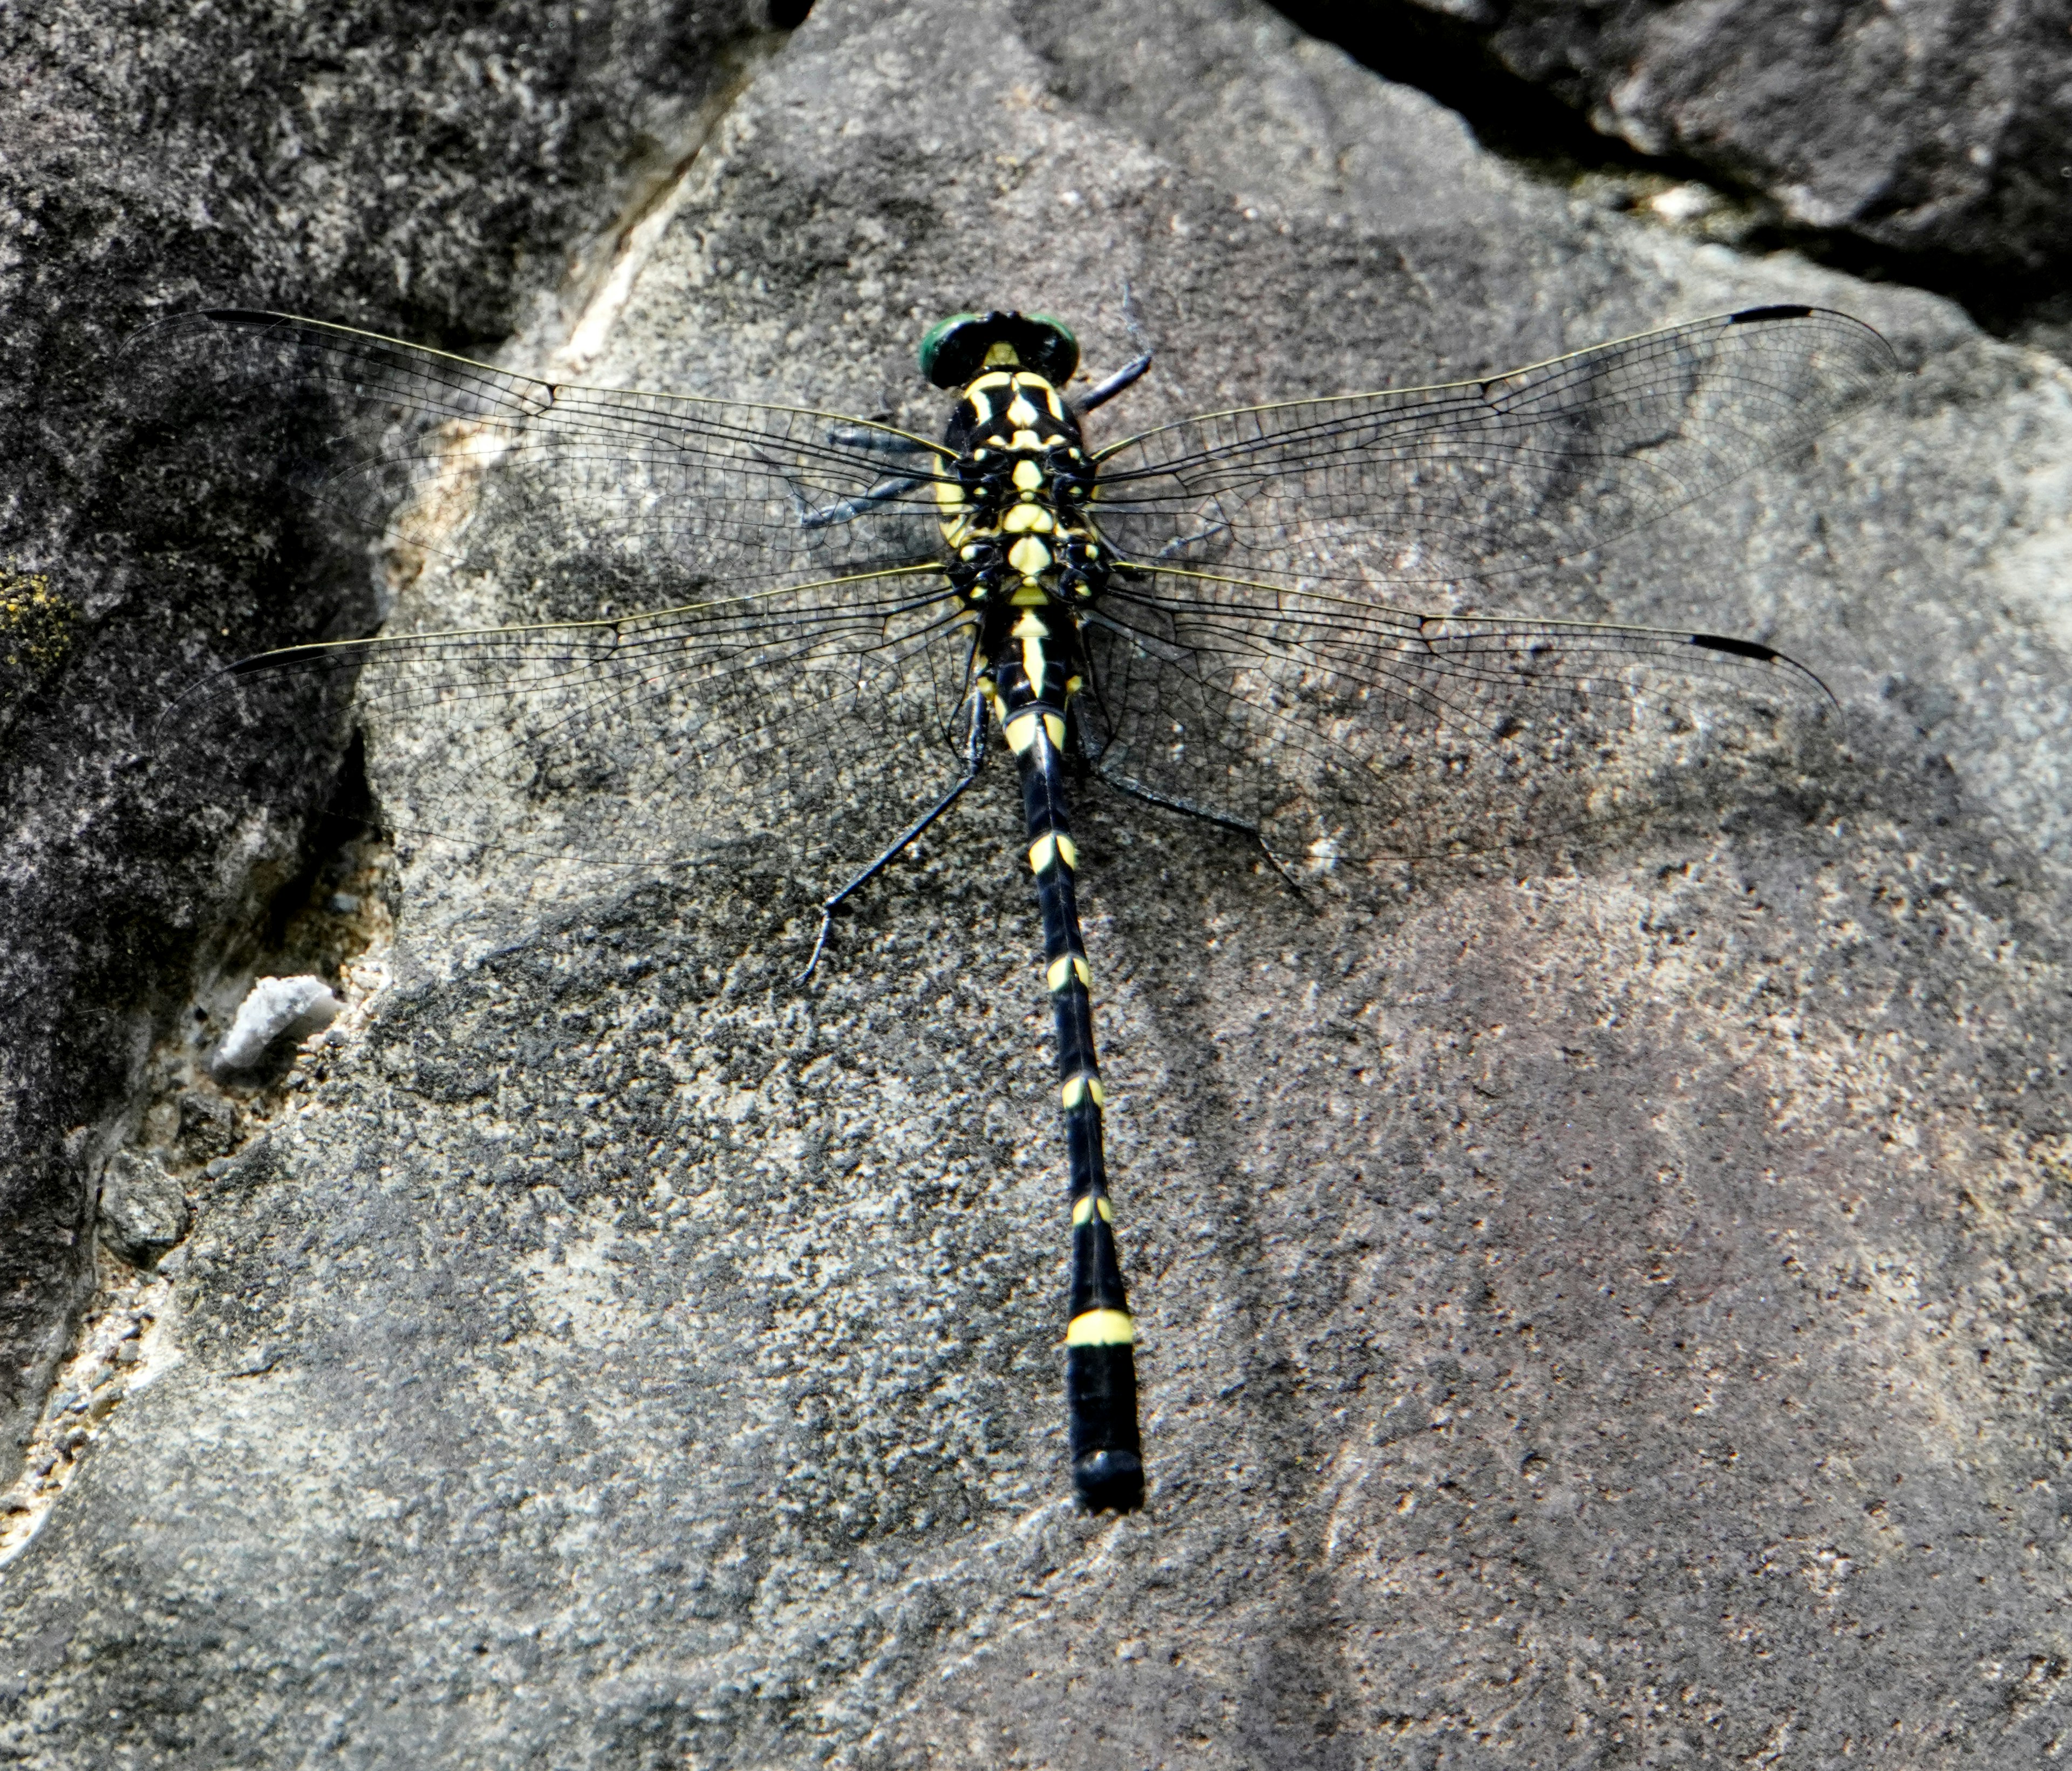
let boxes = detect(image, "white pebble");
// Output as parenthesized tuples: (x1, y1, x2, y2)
(213, 975, 343, 1073)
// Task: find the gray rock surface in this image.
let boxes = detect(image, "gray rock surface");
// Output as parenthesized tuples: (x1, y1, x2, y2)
(1381, 0, 2072, 285)
(4, 0, 2071, 1765)
(0, 0, 782, 1482)
(94, 1153, 191, 1269)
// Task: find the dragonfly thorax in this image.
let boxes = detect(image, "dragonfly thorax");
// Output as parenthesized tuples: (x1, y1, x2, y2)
(936, 369, 1108, 610)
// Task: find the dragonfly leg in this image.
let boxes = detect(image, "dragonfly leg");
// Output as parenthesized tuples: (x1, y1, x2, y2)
(796, 471, 931, 531)
(1076, 277, 1155, 416)
(825, 426, 934, 452)
(1075, 352, 1152, 416)
(798, 698, 990, 983)
(1150, 505, 1232, 562)
(1093, 764, 1306, 899)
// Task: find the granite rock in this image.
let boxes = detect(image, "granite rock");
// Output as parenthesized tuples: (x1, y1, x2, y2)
(95, 1152, 192, 1269)
(0, 0, 783, 1479)
(3, 0, 2070, 1765)
(1378, 0, 2072, 286)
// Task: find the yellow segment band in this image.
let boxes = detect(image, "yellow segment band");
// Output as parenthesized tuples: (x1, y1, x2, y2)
(1046, 954, 1091, 992)
(1071, 1194, 1115, 1227)
(1067, 1310, 1135, 1346)
(1061, 1073, 1106, 1110)
(1028, 833, 1078, 876)
(1003, 710, 1068, 754)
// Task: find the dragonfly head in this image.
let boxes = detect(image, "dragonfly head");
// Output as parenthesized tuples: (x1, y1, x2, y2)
(919, 311, 1079, 389)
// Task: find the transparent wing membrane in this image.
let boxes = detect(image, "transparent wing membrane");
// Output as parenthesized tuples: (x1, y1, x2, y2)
(1081, 567, 1835, 862)
(1092, 307, 1896, 591)
(162, 569, 978, 918)
(1072, 305, 1892, 858)
(134, 312, 982, 910)
(147, 303, 1894, 907)
(132, 310, 950, 596)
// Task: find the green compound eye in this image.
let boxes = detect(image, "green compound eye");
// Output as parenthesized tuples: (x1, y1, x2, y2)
(1019, 314, 1079, 382)
(919, 311, 1080, 388)
(918, 312, 985, 386)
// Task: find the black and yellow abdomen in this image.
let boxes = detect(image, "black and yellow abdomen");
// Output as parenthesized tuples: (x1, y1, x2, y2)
(919, 315, 1142, 1510)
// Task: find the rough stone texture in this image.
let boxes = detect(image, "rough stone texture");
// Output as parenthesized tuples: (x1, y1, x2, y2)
(94, 1154, 190, 1270)
(3, 0, 2071, 1765)
(0, 0, 781, 1483)
(1383, 0, 2072, 285)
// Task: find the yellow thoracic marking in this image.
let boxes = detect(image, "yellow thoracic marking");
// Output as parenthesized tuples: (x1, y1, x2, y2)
(1028, 832, 1079, 875)
(1008, 535, 1051, 578)
(1007, 395, 1039, 427)
(1010, 429, 1041, 452)
(1042, 385, 1065, 419)
(1012, 458, 1044, 492)
(934, 478, 965, 509)
(1001, 504, 1053, 534)
(1061, 1072, 1106, 1109)
(1067, 1309, 1134, 1346)
(1010, 582, 1048, 606)
(1047, 954, 1092, 992)
(1070, 1193, 1114, 1227)
(965, 388, 995, 425)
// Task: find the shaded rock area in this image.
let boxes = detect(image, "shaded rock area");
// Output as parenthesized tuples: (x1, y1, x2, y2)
(93, 1153, 190, 1270)
(1294, 0, 2072, 325)
(0, 0, 788, 1486)
(3, 0, 2071, 1765)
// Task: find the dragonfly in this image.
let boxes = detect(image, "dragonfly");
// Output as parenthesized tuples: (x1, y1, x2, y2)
(145, 300, 1897, 1512)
